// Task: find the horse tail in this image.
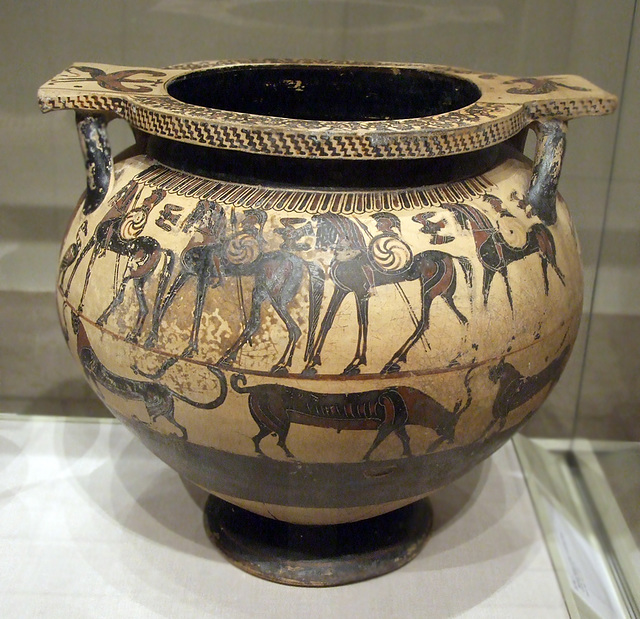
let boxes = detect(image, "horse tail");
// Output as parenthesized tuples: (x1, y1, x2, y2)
(230, 373, 250, 394)
(530, 223, 555, 256)
(456, 256, 474, 289)
(452, 366, 474, 420)
(152, 247, 176, 311)
(63, 233, 96, 295)
(304, 262, 325, 363)
(171, 364, 228, 409)
(132, 355, 180, 379)
(532, 223, 565, 285)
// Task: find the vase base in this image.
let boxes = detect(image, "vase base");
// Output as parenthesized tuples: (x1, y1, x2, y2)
(203, 495, 433, 587)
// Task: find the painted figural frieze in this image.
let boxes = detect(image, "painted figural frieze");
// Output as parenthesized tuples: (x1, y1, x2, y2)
(304, 212, 472, 376)
(61, 161, 569, 379)
(41, 60, 616, 533)
(73, 313, 227, 440)
(58, 156, 577, 464)
(72, 304, 570, 463)
(230, 370, 473, 460)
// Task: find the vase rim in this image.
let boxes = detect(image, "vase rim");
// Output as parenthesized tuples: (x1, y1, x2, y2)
(38, 59, 617, 159)
(165, 62, 483, 122)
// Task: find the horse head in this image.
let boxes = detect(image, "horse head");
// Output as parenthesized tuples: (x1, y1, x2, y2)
(312, 213, 366, 252)
(412, 212, 443, 235)
(440, 202, 473, 230)
(488, 358, 508, 384)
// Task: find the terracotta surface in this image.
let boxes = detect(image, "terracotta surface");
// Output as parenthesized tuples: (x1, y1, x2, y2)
(39, 61, 616, 524)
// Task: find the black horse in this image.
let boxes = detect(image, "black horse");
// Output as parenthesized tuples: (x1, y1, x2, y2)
(436, 202, 565, 310)
(144, 206, 325, 374)
(219, 251, 325, 373)
(304, 213, 473, 376)
(64, 213, 174, 343)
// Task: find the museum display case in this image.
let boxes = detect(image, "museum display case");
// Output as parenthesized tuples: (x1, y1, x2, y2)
(1, 1, 638, 615)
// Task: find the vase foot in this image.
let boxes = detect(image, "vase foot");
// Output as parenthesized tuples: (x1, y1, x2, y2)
(203, 495, 433, 587)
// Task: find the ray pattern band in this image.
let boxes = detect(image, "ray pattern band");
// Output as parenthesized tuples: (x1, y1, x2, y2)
(39, 60, 616, 585)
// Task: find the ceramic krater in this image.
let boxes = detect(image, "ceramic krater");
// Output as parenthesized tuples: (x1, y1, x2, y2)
(39, 61, 616, 585)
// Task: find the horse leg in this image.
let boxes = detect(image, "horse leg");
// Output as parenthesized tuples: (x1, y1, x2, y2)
(63, 236, 95, 296)
(59, 255, 76, 290)
(536, 230, 565, 288)
(541, 255, 565, 293)
(343, 295, 369, 376)
(113, 253, 121, 295)
(444, 292, 468, 325)
(382, 285, 433, 374)
(220, 285, 269, 366)
(78, 244, 104, 313)
(144, 269, 191, 349)
(302, 287, 348, 375)
(304, 262, 326, 363)
(442, 269, 468, 325)
(149, 250, 175, 335)
(551, 258, 565, 285)
(269, 297, 302, 375)
(97, 272, 131, 327)
(126, 275, 151, 343)
(501, 268, 514, 312)
(118, 250, 165, 342)
(541, 258, 551, 295)
(482, 268, 495, 307)
(182, 274, 210, 357)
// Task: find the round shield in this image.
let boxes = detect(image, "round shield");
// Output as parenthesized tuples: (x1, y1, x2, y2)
(225, 233, 261, 265)
(368, 235, 413, 273)
(119, 208, 148, 239)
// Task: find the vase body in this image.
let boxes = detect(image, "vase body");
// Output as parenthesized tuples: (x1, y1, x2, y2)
(39, 61, 616, 525)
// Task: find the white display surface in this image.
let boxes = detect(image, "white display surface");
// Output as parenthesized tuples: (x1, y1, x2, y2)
(0, 415, 567, 618)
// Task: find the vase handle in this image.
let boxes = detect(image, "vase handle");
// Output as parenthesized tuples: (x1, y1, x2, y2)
(39, 63, 169, 214)
(524, 119, 566, 226)
(497, 74, 617, 226)
(499, 74, 617, 121)
(75, 112, 113, 215)
(38, 63, 169, 113)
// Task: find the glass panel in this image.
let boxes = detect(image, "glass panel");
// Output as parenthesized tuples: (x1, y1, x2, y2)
(570, 1, 640, 609)
(515, 5, 639, 614)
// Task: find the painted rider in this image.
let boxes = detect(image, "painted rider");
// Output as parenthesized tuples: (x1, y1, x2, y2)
(368, 212, 412, 274)
(224, 208, 267, 266)
(181, 199, 227, 287)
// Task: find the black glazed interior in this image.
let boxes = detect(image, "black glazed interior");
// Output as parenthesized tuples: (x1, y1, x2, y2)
(167, 65, 481, 121)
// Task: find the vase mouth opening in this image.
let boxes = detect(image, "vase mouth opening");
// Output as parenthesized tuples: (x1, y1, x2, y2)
(166, 64, 481, 122)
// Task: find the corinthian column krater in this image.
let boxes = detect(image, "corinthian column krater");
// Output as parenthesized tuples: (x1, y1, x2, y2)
(39, 60, 616, 586)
